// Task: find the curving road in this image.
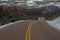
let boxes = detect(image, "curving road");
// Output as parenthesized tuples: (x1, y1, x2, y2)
(0, 18, 60, 40)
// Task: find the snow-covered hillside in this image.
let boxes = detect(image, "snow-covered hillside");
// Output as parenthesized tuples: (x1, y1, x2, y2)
(47, 17, 60, 30)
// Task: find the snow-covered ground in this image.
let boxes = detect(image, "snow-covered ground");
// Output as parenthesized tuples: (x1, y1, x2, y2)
(0, 20, 24, 29)
(47, 17, 60, 30)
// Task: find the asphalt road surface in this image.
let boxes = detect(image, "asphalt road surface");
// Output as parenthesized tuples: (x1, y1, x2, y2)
(0, 18, 60, 40)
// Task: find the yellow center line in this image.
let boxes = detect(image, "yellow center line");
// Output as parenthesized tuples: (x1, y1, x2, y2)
(25, 22, 33, 40)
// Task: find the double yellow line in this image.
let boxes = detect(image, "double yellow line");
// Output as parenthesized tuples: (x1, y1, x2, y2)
(25, 22, 33, 40)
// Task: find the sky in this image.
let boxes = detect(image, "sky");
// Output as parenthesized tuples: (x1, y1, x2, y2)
(0, 0, 60, 1)
(0, 0, 43, 1)
(1, 0, 8, 1)
(31, 0, 43, 1)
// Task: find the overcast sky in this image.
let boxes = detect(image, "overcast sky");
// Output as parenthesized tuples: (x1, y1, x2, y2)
(0, 0, 60, 1)
(32, 0, 43, 1)
(1, 0, 7, 1)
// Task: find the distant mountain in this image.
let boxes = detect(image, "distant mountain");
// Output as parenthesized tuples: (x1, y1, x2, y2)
(0, 5, 60, 16)
(24, 5, 60, 15)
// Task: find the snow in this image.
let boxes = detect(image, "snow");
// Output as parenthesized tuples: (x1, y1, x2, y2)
(47, 17, 60, 30)
(27, 1, 36, 6)
(0, 20, 24, 29)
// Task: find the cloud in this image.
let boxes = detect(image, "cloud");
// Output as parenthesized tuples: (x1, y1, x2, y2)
(30, 0, 43, 1)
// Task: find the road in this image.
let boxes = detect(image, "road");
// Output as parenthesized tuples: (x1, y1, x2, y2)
(0, 19, 60, 40)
